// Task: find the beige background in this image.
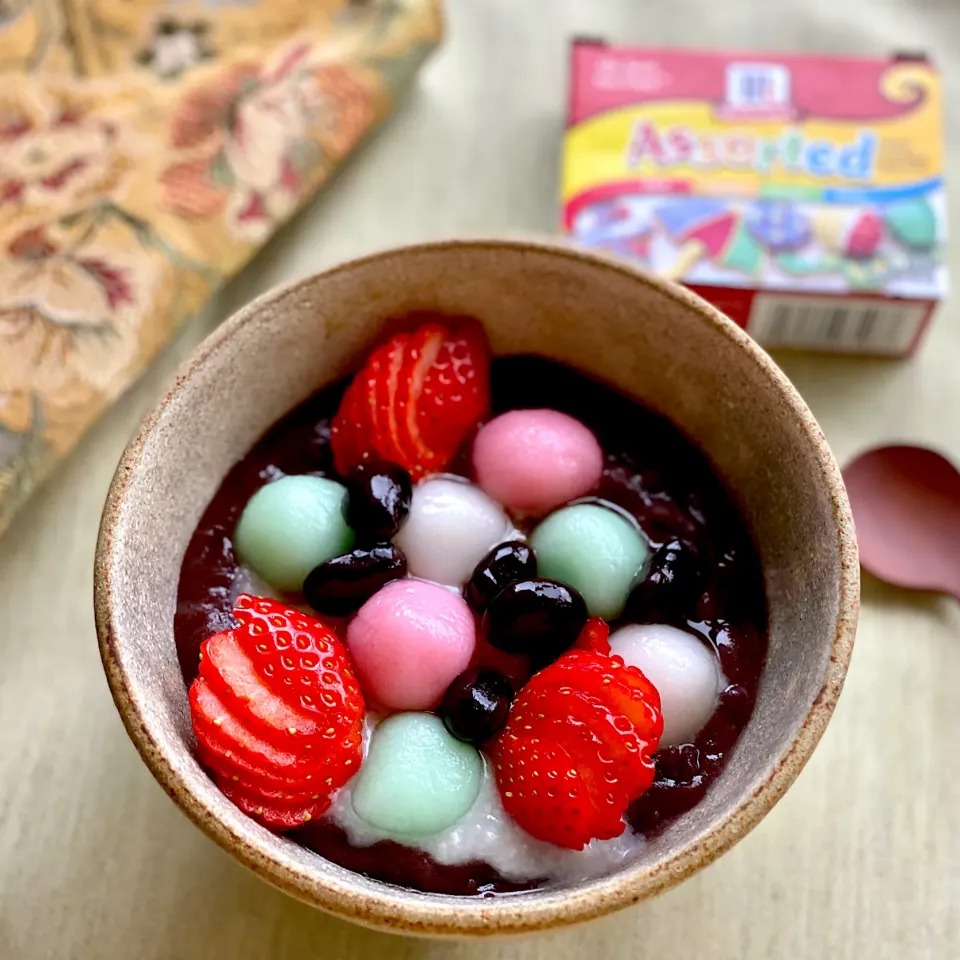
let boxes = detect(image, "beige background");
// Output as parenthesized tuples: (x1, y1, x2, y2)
(1, 1, 958, 957)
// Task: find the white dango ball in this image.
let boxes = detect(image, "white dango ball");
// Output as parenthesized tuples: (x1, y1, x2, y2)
(609, 624, 724, 747)
(393, 477, 511, 586)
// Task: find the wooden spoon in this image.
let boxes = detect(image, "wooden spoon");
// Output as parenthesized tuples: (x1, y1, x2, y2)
(843, 444, 960, 600)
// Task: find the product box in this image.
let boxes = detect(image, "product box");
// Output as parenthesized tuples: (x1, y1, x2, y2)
(562, 42, 947, 356)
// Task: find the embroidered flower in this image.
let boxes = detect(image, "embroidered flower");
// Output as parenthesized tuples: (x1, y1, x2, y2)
(0, 87, 133, 230)
(0, 206, 167, 462)
(159, 41, 374, 240)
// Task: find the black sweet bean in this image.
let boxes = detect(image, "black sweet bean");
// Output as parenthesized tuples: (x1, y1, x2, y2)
(464, 541, 537, 613)
(440, 668, 514, 745)
(342, 461, 412, 541)
(625, 539, 704, 624)
(483, 578, 587, 666)
(303, 544, 406, 617)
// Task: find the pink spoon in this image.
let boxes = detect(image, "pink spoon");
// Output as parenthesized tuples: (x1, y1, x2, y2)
(843, 444, 960, 600)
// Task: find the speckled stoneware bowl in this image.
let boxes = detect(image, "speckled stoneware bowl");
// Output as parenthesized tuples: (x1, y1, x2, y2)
(95, 239, 858, 937)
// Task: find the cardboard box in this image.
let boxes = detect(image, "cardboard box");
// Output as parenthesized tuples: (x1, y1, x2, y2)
(562, 41, 947, 356)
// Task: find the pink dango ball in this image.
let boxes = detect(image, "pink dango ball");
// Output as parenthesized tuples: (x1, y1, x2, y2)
(472, 409, 604, 516)
(346, 579, 476, 711)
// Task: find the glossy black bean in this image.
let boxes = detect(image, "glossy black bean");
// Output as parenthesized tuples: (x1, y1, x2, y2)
(482, 578, 587, 665)
(625, 539, 704, 624)
(342, 461, 412, 541)
(303, 544, 406, 616)
(464, 541, 537, 613)
(439, 668, 514, 745)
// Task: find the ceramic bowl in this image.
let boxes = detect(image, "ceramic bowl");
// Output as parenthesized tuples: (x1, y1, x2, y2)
(95, 238, 858, 936)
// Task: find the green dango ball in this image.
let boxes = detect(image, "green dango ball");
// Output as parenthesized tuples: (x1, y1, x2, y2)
(351, 713, 483, 836)
(530, 503, 649, 619)
(234, 475, 354, 592)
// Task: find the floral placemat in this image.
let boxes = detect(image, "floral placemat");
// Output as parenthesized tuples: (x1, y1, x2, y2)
(0, 0, 442, 538)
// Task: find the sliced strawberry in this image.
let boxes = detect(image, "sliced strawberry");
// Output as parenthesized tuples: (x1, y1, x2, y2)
(394, 322, 446, 473)
(199, 635, 362, 787)
(331, 335, 408, 474)
(550, 720, 630, 842)
(189, 596, 365, 833)
(554, 697, 653, 810)
(190, 677, 337, 779)
(199, 631, 329, 744)
(413, 318, 490, 472)
(377, 334, 409, 465)
(219, 779, 332, 830)
(492, 649, 662, 849)
(196, 741, 323, 803)
(575, 616, 611, 655)
(540, 650, 663, 742)
(364, 335, 407, 465)
(196, 732, 317, 795)
(330, 317, 491, 480)
(505, 683, 633, 835)
(528, 684, 652, 799)
(492, 736, 601, 850)
(355, 354, 381, 455)
(193, 705, 336, 795)
(607, 662, 663, 741)
(330, 377, 367, 477)
(232, 595, 363, 726)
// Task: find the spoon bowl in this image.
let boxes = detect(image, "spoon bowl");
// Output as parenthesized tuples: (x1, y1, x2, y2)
(844, 444, 960, 600)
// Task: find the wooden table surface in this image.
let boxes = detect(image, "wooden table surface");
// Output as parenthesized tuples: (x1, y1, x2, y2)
(2, 1, 958, 957)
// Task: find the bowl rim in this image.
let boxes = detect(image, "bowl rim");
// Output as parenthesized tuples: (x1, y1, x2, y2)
(95, 237, 859, 936)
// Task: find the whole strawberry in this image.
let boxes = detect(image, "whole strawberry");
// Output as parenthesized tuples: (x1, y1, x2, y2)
(491, 650, 662, 849)
(189, 595, 365, 829)
(331, 317, 490, 480)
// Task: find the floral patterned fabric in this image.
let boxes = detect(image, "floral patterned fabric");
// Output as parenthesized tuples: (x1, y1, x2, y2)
(0, 0, 442, 535)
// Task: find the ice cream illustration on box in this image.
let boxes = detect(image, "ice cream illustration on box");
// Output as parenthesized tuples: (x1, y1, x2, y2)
(775, 206, 889, 289)
(745, 200, 812, 253)
(656, 198, 763, 279)
(882, 196, 942, 279)
(572, 196, 655, 263)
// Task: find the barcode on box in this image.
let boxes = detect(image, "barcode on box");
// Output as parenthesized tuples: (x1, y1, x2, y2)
(747, 294, 928, 355)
